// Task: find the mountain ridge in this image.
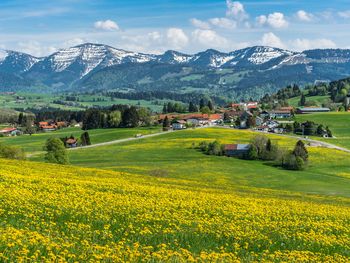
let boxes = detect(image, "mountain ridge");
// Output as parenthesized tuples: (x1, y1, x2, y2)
(1, 43, 350, 99)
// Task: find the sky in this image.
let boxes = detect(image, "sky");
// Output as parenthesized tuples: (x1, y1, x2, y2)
(1, 0, 350, 56)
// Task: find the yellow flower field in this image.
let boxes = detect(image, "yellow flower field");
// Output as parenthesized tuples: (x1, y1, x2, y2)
(0, 158, 349, 262)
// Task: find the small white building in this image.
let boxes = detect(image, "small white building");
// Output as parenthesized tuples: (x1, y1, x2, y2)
(172, 120, 186, 130)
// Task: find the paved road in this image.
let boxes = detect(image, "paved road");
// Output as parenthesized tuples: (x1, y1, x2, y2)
(68, 129, 177, 151)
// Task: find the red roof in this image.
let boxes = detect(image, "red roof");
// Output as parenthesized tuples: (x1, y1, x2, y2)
(224, 144, 237, 150)
(0, 128, 17, 133)
(39, 122, 49, 126)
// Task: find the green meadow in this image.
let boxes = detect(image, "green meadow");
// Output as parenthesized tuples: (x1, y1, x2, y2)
(295, 112, 350, 149)
(39, 127, 350, 197)
(0, 126, 161, 153)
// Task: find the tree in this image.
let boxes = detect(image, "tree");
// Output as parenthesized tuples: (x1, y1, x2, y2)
(162, 103, 167, 114)
(138, 108, 152, 126)
(299, 94, 306, 106)
(223, 112, 231, 123)
(188, 101, 198, 112)
(162, 116, 170, 130)
(80, 132, 91, 146)
(200, 106, 211, 115)
(44, 138, 69, 165)
(207, 100, 214, 111)
(326, 126, 333, 137)
(18, 112, 24, 126)
(199, 98, 206, 110)
(293, 140, 308, 162)
(206, 140, 223, 156)
(0, 143, 25, 160)
(108, 110, 122, 128)
(244, 145, 258, 160)
(251, 135, 268, 158)
(246, 116, 256, 128)
(122, 106, 139, 127)
(316, 125, 325, 136)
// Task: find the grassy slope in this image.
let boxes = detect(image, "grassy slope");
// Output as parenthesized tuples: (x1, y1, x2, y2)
(0, 126, 161, 153)
(0, 93, 172, 112)
(53, 128, 350, 197)
(288, 95, 330, 107)
(295, 112, 350, 149)
(0, 158, 349, 261)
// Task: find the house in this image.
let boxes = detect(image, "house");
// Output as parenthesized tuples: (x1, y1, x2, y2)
(255, 116, 263, 126)
(56, 121, 67, 128)
(260, 110, 270, 119)
(66, 138, 78, 148)
(172, 120, 186, 130)
(256, 125, 269, 132)
(38, 121, 49, 128)
(296, 107, 330, 114)
(269, 110, 292, 119)
(0, 127, 20, 136)
(41, 125, 57, 132)
(224, 144, 250, 157)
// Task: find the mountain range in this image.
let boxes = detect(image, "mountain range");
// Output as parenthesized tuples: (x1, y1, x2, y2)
(1, 43, 350, 99)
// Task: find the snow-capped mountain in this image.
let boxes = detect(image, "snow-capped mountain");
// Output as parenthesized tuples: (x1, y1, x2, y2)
(2, 43, 350, 98)
(0, 49, 40, 73)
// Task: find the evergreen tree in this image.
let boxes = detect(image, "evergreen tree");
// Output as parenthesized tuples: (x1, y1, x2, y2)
(80, 131, 91, 146)
(188, 101, 198, 112)
(162, 103, 167, 114)
(207, 100, 214, 111)
(122, 106, 139, 127)
(199, 98, 205, 110)
(163, 116, 170, 129)
(326, 126, 333, 137)
(299, 94, 306, 106)
(18, 112, 24, 126)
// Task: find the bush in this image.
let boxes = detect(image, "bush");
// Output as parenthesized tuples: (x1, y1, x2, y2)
(282, 152, 305, 170)
(207, 140, 223, 156)
(0, 143, 26, 160)
(244, 145, 258, 160)
(44, 138, 69, 165)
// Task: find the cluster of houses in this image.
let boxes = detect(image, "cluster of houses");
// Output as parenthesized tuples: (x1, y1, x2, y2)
(159, 102, 332, 134)
(38, 121, 68, 132)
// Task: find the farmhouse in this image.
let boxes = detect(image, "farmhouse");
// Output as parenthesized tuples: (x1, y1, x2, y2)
(0, 127, 20, 136)
(66, 138, 78, 148)
(172, 120, 186, 130)
(41, 125, 57, 132)
(224, 144, 250, 157)
(296, 107, 330, 114)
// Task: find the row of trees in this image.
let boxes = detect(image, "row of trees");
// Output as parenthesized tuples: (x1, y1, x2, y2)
(162, 98, 215, 114)
(82, 106, 152, 130)
(292, 121, 332, 137)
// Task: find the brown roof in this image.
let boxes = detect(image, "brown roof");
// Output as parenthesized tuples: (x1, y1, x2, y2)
(66, 138, 77, 144)
(224, 144, 237, 151)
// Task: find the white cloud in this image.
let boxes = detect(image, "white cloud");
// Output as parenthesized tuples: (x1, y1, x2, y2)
(209, 18, 237, 29)
(257, 12, 288, 29)
(296, 10, 314, 22)
(291, 38, 336, 51)
(190, 18, 211, 29)
(338, 10, 350, 18)
(94, 20, 119, 31)
(62, 38, 86, 48)
(17, 41, 57, 57)
(166, 28, 189, 49)
(192, 29, 229, 48)
(226, 1, 248, 21)
(260, 32, 285, 48)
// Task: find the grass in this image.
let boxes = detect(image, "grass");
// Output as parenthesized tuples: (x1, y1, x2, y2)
(34, 127, 350, 197)
(0, 156, 349, 261)
(295, 112, 350, 149)
(0, 126, 162, 153)
(288, 95, 330, 107)
(0, 92, 175, 112)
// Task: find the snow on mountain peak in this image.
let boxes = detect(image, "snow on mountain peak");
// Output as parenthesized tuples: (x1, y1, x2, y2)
(0, 50, 8, 62)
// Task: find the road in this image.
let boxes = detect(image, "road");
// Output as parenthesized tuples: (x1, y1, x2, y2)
(68, 129, 177, 151)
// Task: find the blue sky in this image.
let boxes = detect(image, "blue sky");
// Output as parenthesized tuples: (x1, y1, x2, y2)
(1, 0, 350, 56)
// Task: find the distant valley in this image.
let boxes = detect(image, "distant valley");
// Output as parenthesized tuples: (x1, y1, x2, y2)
(1, 43, 350, 99)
